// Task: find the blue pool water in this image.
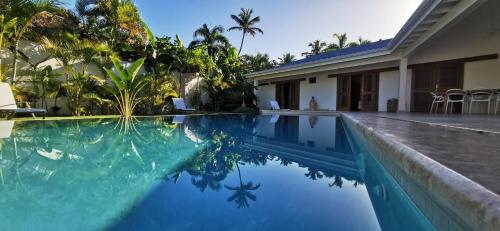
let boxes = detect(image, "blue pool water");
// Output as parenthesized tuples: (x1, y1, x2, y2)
(0, 115, 435, 230)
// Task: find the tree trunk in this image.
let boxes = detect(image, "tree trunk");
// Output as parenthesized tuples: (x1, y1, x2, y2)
(238, 32, 246, 55)
(11, 40, 19, 84)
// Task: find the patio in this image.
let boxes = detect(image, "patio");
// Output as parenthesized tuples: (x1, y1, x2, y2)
(347, 112, 500, 196)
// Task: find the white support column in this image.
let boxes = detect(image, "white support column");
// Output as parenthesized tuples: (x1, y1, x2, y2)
(398, 58, 408, 112)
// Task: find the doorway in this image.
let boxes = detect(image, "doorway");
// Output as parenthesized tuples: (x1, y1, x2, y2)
(411, 63, 463, 112)
(275, 80, 300, 110)
(337, 72, 379, 111)
(350, 75, 362, 111)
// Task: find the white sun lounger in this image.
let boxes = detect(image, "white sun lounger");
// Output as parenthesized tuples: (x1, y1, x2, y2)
(270, 100, 291, 111)
(172, 98, 196, 112)
(0, 83, 46, 119)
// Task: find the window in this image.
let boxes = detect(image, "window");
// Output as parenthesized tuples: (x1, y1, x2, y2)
(309, 77, 317, 84)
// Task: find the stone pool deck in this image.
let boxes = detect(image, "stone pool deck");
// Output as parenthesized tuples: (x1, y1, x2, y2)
(348, 112, 500, 195)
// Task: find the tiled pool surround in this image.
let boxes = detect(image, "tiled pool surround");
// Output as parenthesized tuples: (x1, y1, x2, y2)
(341, 113, 500, 231)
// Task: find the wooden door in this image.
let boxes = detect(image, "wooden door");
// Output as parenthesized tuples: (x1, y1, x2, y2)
(290, 81, 300, 110)
(361, 73, 379, 111)
(412, 68, 435, 112)
(275, 83, 284, 108)
(337, 76, 351, 111)
(275, 81, 300, 110)
(411, 63, 462, 112)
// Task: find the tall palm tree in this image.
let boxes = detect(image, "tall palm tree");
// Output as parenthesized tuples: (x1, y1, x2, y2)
(278, 53, 295, 64)
(302, 40, 326, 57)
(189, 24, 229, 57)
(327, 33, 348, 51)
(228, 8, 263, 55)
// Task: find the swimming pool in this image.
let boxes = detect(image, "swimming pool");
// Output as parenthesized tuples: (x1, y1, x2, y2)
(0, 115, 435, 230)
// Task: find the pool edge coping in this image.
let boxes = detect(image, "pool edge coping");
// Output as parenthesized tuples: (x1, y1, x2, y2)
(340, 113, 500, 231)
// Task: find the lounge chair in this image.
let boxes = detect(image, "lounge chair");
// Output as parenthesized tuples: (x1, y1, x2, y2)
(172, 98, 196, 112)
(270, 100, 290, 110)
(0, 82, 46, 119)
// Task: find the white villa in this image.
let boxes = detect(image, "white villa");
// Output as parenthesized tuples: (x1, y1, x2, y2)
(248, 0, 500, 113)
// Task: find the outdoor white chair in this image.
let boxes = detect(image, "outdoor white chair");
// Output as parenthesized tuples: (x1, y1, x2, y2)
(172, 98, 196, 112)
(430, 92, 444, 113)
(445, 89, 467, 114)
(270, 100, 281, 110)
(0, 82, 46, 119)
(469, 89, 494, 114)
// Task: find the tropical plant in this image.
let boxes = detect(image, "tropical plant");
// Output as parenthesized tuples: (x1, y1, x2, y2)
(302, 40, 327, 56)
(347, 37, 371, 47)
(327, 32, 348, 51)
(20, 64, 61, 111)
(228, 8, 263, 55)
(3, 0, 63, 84)
(103, 55, 147, 118)
(74, 0, 151, 60)
(189, 24, 229, 57)
(241, 53, 276, 72)
(0, 15, 17, 81)
(278, 53, 295, 64)
(141, 66, 179, 114)
(42, 34, 110, 115)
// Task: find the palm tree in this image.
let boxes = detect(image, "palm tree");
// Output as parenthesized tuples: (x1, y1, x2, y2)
(189, 24, 229, 57)
(228, 8, 263, 55)
(347, 37, 371, 47)
(327, 33, 348, 51)
(4, 0, 63, 84)
(278, 53, 295, 64)
(302, 40, 326, 57)
(224, 164, 260, 208)
(0, 15, 17, 81)
(241, 53, 275, 72)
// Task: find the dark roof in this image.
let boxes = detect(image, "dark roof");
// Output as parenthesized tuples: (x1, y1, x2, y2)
(280, 38, 392, 69)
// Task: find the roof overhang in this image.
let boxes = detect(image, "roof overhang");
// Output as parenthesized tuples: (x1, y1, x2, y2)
(247, 0, 488, 80)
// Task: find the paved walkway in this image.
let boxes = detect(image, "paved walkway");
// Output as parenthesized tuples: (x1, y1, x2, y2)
(347, 112, 500, 195)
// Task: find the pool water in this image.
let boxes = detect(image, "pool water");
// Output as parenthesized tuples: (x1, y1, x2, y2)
(0, 115, 435, 231)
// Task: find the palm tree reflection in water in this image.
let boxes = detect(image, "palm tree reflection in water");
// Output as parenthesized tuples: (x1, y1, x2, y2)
(224, 163, 260, 208)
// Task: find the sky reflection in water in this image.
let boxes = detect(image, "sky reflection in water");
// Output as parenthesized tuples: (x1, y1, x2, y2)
(0, 115, 434, 231)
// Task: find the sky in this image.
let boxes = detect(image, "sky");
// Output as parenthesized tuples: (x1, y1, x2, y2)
(60, 0, 423, 60)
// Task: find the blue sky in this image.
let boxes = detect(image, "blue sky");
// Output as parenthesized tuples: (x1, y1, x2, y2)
(60, 0, 422, 59)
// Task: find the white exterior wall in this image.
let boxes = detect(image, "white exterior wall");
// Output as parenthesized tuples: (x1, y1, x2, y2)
(256, 84, 275, 110)
(464, 59, 500, 89)
(299, 74, 337, 110)
(378, 70, 400, 112)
